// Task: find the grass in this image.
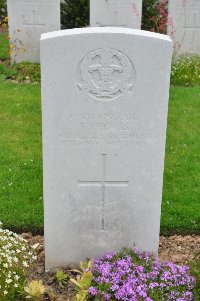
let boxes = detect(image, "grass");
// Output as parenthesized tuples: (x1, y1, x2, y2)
(0, 31, 9, 60)
(161, 86, 200, 235)
(0, 82, 200, 235)
(0, 81, 43, 233)
(0, 34, 200, 234)
(0, 63, 16, 81)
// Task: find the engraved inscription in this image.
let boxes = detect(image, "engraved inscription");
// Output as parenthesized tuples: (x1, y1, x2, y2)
(78, 154, 129, 231)
(77, 48, 135, 105)
(59, 132, 146, 147)
(58, 113, 148, 148)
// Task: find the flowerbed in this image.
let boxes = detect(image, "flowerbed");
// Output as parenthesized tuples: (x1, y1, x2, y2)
(171, 55, 200, 87)
(0, 224, 199, 300)
(0, 222, 37, 301)
(87, 248, 195, 301)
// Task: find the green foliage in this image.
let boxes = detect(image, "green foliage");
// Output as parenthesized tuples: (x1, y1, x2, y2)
(142, 0, 159, 31)
(171, 55, 200, 87)
(1, 33, 40, 83)
(70, 260, 93, 301)
(189, 258, 200, 300)
(0, 63, 16, 81)
(0, 32, 9, 61)
(60, 0, 166, 31)
(0, 222, 37, 301)
(12, 62, 40, 83)
(54, 270, 68, 288)
(142, 0, 168, 33)
(0, 0, 7, 21)
(61, 0, 89, 29)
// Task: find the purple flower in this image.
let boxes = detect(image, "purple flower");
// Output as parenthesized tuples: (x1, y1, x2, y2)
(88, 286, 98, 296)
(103, 292, 111, 300)
(88, 247, 195, 301)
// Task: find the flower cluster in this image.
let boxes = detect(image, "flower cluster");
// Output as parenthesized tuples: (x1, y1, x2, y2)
(171, 55, 200, 87)
(0, 221, 37, 301)
(157, 0, 168, 33)
(0, 15, 24, 61)
(88, 247, 195, 301)
(150, 0, 168, 34)
(0, 16, 8, 29)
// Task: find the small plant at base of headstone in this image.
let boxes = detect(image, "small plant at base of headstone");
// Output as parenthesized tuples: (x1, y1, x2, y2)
(24, 280, 45, 301)
(80, 247, 195, 301)
(70, 260, 93, 301)
(0, 221, 37, 301)
(54, 269, 68, 288)
(12, 62, 41, 83)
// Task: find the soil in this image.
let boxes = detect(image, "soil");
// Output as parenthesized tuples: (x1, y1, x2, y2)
(20, 233, 200, 301)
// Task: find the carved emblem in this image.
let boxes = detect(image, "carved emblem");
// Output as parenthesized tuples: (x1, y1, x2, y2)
(77, 48, 135, 105)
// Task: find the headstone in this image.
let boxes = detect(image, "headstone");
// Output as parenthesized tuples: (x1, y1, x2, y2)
(41, 27, 172, 270)
(168, 0, 200, 55)
(90, 0, 142, 28)
(7, 0, 60, 63)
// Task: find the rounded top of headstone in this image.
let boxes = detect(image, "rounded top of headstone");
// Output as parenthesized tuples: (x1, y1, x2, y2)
(41, 27, 172, 43)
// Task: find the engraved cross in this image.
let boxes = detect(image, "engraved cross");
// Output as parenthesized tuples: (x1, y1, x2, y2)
(23, 10, 45, 41)
(78, 154, 129, 231)
(184, 12, 200, 51)
(23, 10, 45, 26)
(114, 11, 118, 26)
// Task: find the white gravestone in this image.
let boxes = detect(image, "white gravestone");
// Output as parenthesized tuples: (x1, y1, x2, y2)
(90, 0, 142, 28)
(7, 0, 60, 63)
(41, 27, 172, 270)
(168, 0, 200, 55)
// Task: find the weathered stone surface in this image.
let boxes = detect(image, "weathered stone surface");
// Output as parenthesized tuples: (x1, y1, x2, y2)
(90, 0, 142, 28)
(168, 0, 200, 55)
(7, 0, 60, 63)
(41, 27, 172, 270)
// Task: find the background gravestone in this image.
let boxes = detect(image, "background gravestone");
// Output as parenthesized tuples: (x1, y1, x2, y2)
(168, 0, 200, 55)
(90, 0, 142, 28)
(7, 0, 60, 63)
(41, 27, 172, 270)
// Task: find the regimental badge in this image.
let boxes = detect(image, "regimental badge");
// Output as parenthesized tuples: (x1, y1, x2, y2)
(77, 48, 136, 106)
